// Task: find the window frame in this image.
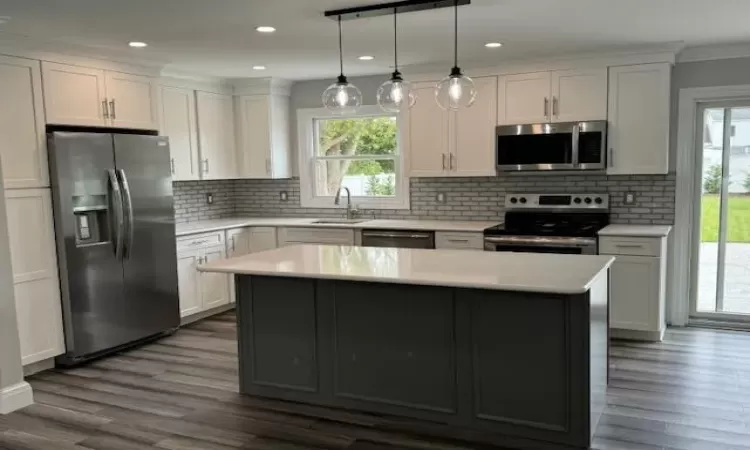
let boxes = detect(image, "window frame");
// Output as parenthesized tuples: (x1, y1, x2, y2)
(296, 106, 410, 210)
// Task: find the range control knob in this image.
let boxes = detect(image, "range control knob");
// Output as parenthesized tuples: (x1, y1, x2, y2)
(510, 197, 518, 204)
(519, 197, 528, 204)
(584, 197, 593, 204)
(595, 197, 603, 204)
(573, 197, 582, 204)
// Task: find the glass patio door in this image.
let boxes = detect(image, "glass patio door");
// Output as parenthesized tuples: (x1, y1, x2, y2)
(693, 103, 750, 321)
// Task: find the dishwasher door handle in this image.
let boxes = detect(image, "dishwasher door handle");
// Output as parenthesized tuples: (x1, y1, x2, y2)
(362, 232, 433, 240)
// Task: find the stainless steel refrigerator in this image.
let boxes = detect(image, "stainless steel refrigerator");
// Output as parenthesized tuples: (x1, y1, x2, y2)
(47, 131, 179, 366)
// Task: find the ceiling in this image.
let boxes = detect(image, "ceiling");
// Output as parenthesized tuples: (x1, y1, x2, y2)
(2, 0, 750, 80)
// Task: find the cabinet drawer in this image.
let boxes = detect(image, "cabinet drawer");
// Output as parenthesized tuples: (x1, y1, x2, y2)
(177, 231, 224, 251)
(599, 237, 662, 257)
(435, 232, 484, 250)
(278, 227, 354, 245)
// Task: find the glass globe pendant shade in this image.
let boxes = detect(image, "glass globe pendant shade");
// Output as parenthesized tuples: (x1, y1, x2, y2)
(322, 75, 362, 115)
(435, 67, 476, 111)
(377, 72, 416, 113)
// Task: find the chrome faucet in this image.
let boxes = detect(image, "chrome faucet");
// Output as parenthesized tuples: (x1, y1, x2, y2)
(334, 186, 357, 220)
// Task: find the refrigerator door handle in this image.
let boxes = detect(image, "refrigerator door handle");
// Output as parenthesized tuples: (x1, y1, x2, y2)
(107, 169, 125, 260)
(117, 169, 135, 260)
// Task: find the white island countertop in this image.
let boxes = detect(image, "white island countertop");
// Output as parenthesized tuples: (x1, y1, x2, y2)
(176, 218, 501, 237)
(198, 245, 614, 295)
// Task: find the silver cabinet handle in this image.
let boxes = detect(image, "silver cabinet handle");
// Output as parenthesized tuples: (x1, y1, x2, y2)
(442, 153, 447, 170)
(448, 239, 470, 243)
(102, 99, 110, 119)
(231, 236, 236, 252)
(109, 99, 116, 120)
(107, 169, 125, 260)
(170, 158, 175, 175)
(266, 158, 271, 175)
(197, 256, 203, 264)
(553, 96, 559, 116)
(544, 97, 549, 119)
(450, 153, 456, 171)
(202, 158, 209, 174)
(609, 148, 614, 167)
(189, 239, 209, 247)
(615, 244, 644, 249)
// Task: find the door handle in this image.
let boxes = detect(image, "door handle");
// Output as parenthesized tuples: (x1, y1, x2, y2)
(442, 153, 447, 170)
(170, 158, 175, 175)
(553, 96, 559, 117)
(109, 100, 116, 120)
(107, 169, 125, 260)
(450, 154, 456, 171)
(102, 99, 110, 119)
(544, 97, 549, 119)
(117, 169, 135, 260)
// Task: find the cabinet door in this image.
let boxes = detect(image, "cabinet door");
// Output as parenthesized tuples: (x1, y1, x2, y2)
(197, 92, 237, 180)
(499, 72, 551, 125)
(177, 250, 201, 317)
(550, 68, 607, 122)
(607, 63, 671, 175)
(610, 255, 660, 331)
(41, 62, 107, 126)
(227, 228, 251, 258)
(4, 189, 65, 365)
(452, 76, 497, 176)
(159, 86, 199, 181)
(268, 95, 292, 179)
(0, 56, 48, 189)
(406, 82, 450, 177)
(249, 227, 278, 253)
(200, 246, 230, 310)
(236, 95, 271, 178)
(105, 71, 158, 130)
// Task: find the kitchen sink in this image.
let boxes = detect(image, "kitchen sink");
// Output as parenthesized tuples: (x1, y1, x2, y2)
(313, 219, 367, 225)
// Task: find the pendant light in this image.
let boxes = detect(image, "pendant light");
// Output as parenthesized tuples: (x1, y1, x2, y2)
(434, 0, 476, 110)
(322, 15, 362, 114)
(376, 9, 416, 113)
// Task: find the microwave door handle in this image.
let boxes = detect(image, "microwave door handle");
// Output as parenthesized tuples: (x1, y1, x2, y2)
(571, 123, 580, 166)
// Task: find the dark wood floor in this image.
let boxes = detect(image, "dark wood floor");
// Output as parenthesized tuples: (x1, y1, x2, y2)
(2, 312, 750, 450)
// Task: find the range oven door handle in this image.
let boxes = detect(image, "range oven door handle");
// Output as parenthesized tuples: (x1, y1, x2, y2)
(483, 236, 597, 248)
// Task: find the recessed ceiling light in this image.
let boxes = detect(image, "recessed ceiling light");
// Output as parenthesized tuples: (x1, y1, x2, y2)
(128, 41, 148, 48)
(358, 55, 374, 61)
(252, 65, 267, 71)
(0, 16, 11, 24)
(485, 42, 503, 48)
(256, 26, 276, 33)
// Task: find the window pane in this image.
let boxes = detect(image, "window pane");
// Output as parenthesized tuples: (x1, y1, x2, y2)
(316, 116, 398, 157)
(315, 159, 396, 197)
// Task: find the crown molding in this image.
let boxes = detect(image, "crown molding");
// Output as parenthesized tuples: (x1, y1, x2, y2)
(231, 77, 293, 96)
(159, 71, 234, 95)
(677, 42, 750, 63)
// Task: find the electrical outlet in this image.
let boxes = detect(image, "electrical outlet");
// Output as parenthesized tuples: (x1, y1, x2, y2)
(436, 193, 446, 203)
(624, 192, 637, 205)
(206, 193, 214, 205)
(280, 191, 289, 202)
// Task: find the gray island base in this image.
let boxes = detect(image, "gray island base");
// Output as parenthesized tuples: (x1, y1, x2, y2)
(199, 245, 612, 450)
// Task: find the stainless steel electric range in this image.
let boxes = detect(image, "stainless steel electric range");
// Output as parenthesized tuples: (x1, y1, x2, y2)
(484, 193, 610, 255)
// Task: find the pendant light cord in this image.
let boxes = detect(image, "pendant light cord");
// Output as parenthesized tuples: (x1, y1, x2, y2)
(453, 0, 458, 68)
(338, 15, 344, 77)
(393, 9, 399, 72)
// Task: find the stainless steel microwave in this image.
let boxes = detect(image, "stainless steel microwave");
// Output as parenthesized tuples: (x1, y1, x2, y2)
(496, 120, 607, 172)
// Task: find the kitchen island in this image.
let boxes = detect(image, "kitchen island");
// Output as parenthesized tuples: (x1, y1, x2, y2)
(199, 245, 613, 450)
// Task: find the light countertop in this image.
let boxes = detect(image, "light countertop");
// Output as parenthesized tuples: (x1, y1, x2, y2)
(198, 245, 614, 294)
(598, 225, 672, 238)
(176, 218, 501, 237)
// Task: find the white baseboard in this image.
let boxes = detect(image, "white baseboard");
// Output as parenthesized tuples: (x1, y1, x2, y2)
(0, 381, 33, 414)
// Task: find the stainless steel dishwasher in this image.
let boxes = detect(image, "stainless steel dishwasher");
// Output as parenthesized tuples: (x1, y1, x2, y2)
(361, 230, 435, 249)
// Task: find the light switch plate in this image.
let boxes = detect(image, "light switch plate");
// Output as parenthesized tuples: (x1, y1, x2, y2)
(436, 193, 446, 203)
(624, 192, 637, 205)
(280, 191, 289, 201)
(206, 193, 214, 205)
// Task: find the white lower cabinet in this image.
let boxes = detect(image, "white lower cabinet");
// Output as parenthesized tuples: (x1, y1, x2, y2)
(177, 250, 201, 317)
(600, 235, 668, 341)
(277, 227, 355, 247)
(200, 246, 231, 310)
(435, 232, 485, 251)
(4, 189, 65, 365)
(176, 232, 230, 319)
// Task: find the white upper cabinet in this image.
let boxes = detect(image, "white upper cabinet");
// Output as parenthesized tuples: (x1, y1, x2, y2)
(196, 91, 237, 180)
(607, 63, 671, 175)
(452, 76, 498, 176)
(42, 62, 107, 127)
(0, 56, 48, 189)
(406, 82, 450, 177)
(105, 71, 158, 130)
(4, 189, 65, 365)
(550, 68, 608, 122)
(235, 94, 292, 179)
(41, 62, 157, 130)
(499, 71, 551, 125)
(498, 69, 607, 125)
(159, 85, 200, 181)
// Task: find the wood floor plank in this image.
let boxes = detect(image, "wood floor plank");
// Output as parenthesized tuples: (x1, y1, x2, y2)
(1, 314, 749, 450)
